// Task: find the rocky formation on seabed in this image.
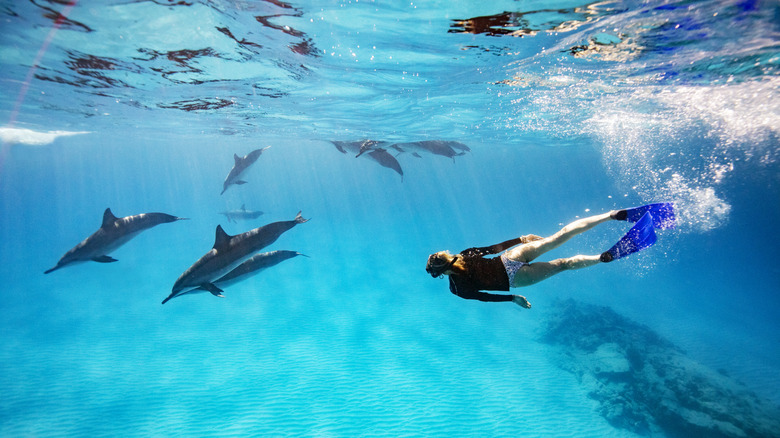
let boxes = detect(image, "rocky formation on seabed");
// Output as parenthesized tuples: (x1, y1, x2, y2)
(541, 299, 780, 438)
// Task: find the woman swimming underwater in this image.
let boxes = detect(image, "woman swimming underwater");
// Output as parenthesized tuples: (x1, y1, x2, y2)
(425, 204, 675, 308)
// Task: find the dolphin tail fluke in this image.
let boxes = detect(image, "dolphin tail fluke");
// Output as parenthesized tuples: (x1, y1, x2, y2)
(294, 211, 309, 224)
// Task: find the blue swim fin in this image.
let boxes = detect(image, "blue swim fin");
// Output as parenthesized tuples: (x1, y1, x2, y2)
(620, 203, 676, 229)
(601, 212, 657, 262)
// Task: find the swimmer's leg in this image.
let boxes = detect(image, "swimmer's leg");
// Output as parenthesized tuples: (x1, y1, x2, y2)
(505, 211, 615, 263)
(510, 255, 601, 287)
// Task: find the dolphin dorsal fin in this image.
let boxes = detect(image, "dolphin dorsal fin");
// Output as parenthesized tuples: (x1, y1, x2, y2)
(234, 153, 241, 163)
(241, 204, 246, 211)
(101, 208, 118, 228)
(213, 225, 232, 249)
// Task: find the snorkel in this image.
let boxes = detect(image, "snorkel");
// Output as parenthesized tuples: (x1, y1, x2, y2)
(426, 252, 458, 278)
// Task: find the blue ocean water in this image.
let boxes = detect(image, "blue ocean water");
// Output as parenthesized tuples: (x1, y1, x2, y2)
(1, 0, 779, 436)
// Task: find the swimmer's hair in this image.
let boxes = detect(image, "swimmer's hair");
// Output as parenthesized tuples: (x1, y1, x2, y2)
(426, 250, 456, 278)
(428, 250, 452, 265)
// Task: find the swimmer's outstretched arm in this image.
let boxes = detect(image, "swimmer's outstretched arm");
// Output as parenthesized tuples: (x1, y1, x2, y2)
(454, 288, 514, 302)
(454, 288, 532, 308)
(460, 234, 544, 257)
(449, 278, 531, 308)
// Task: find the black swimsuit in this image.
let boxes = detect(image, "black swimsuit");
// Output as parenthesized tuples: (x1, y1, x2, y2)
(449, 237, 523, 303)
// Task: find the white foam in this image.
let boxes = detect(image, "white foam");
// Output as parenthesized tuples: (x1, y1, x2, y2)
(655, 78, 780, 163)
(660, 174, 731, 232)
(583, 77, 779, 233)
(0, 127, 90, 146)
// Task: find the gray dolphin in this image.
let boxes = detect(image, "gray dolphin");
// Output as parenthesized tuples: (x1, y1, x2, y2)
(221, 146, 271, 195)
(44, 208, 187, 274)
(162, 211, 308, 304)
(330, 140, 404, 179)
(219, 204, 264, 223)
(392, 140, 469, 160)
(366, 149, 404, 180)
(179, 250, 307, 299)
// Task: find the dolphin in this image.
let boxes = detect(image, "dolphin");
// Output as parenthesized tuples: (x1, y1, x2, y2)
(392, 140, 469, 160)
(219, 204, 264, 223)
(330, 140, 404, 179)
(176, 250, 307, 299)
(162, 211, 309, 304)
(366, 149, 404, 180)
(221, 146, 270, 195)
(210, 250, 307, 289)
(44, 208, 187, 274)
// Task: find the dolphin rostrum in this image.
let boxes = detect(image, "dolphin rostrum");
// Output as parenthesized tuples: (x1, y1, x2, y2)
(175, 250, 307, 300)
(221, 146, 271, 195)
(44, 208, 188, 274)
(219, 204, 264, 223)
(162, 211, 309, 304)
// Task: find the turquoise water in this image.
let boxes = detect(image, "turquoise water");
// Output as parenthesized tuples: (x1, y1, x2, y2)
(1, 0, 779, 436)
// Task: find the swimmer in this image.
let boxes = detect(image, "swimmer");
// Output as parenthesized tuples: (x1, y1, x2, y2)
(425, 204, 675, 308)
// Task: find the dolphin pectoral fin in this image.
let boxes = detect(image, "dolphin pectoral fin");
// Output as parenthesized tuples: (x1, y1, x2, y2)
(92, 255, 118, 263)
(201, 282, 224, 298)
(235, 180, 248, 185)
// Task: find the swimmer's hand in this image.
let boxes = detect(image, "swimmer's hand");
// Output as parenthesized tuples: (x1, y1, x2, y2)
(512, 295, 531, 309)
